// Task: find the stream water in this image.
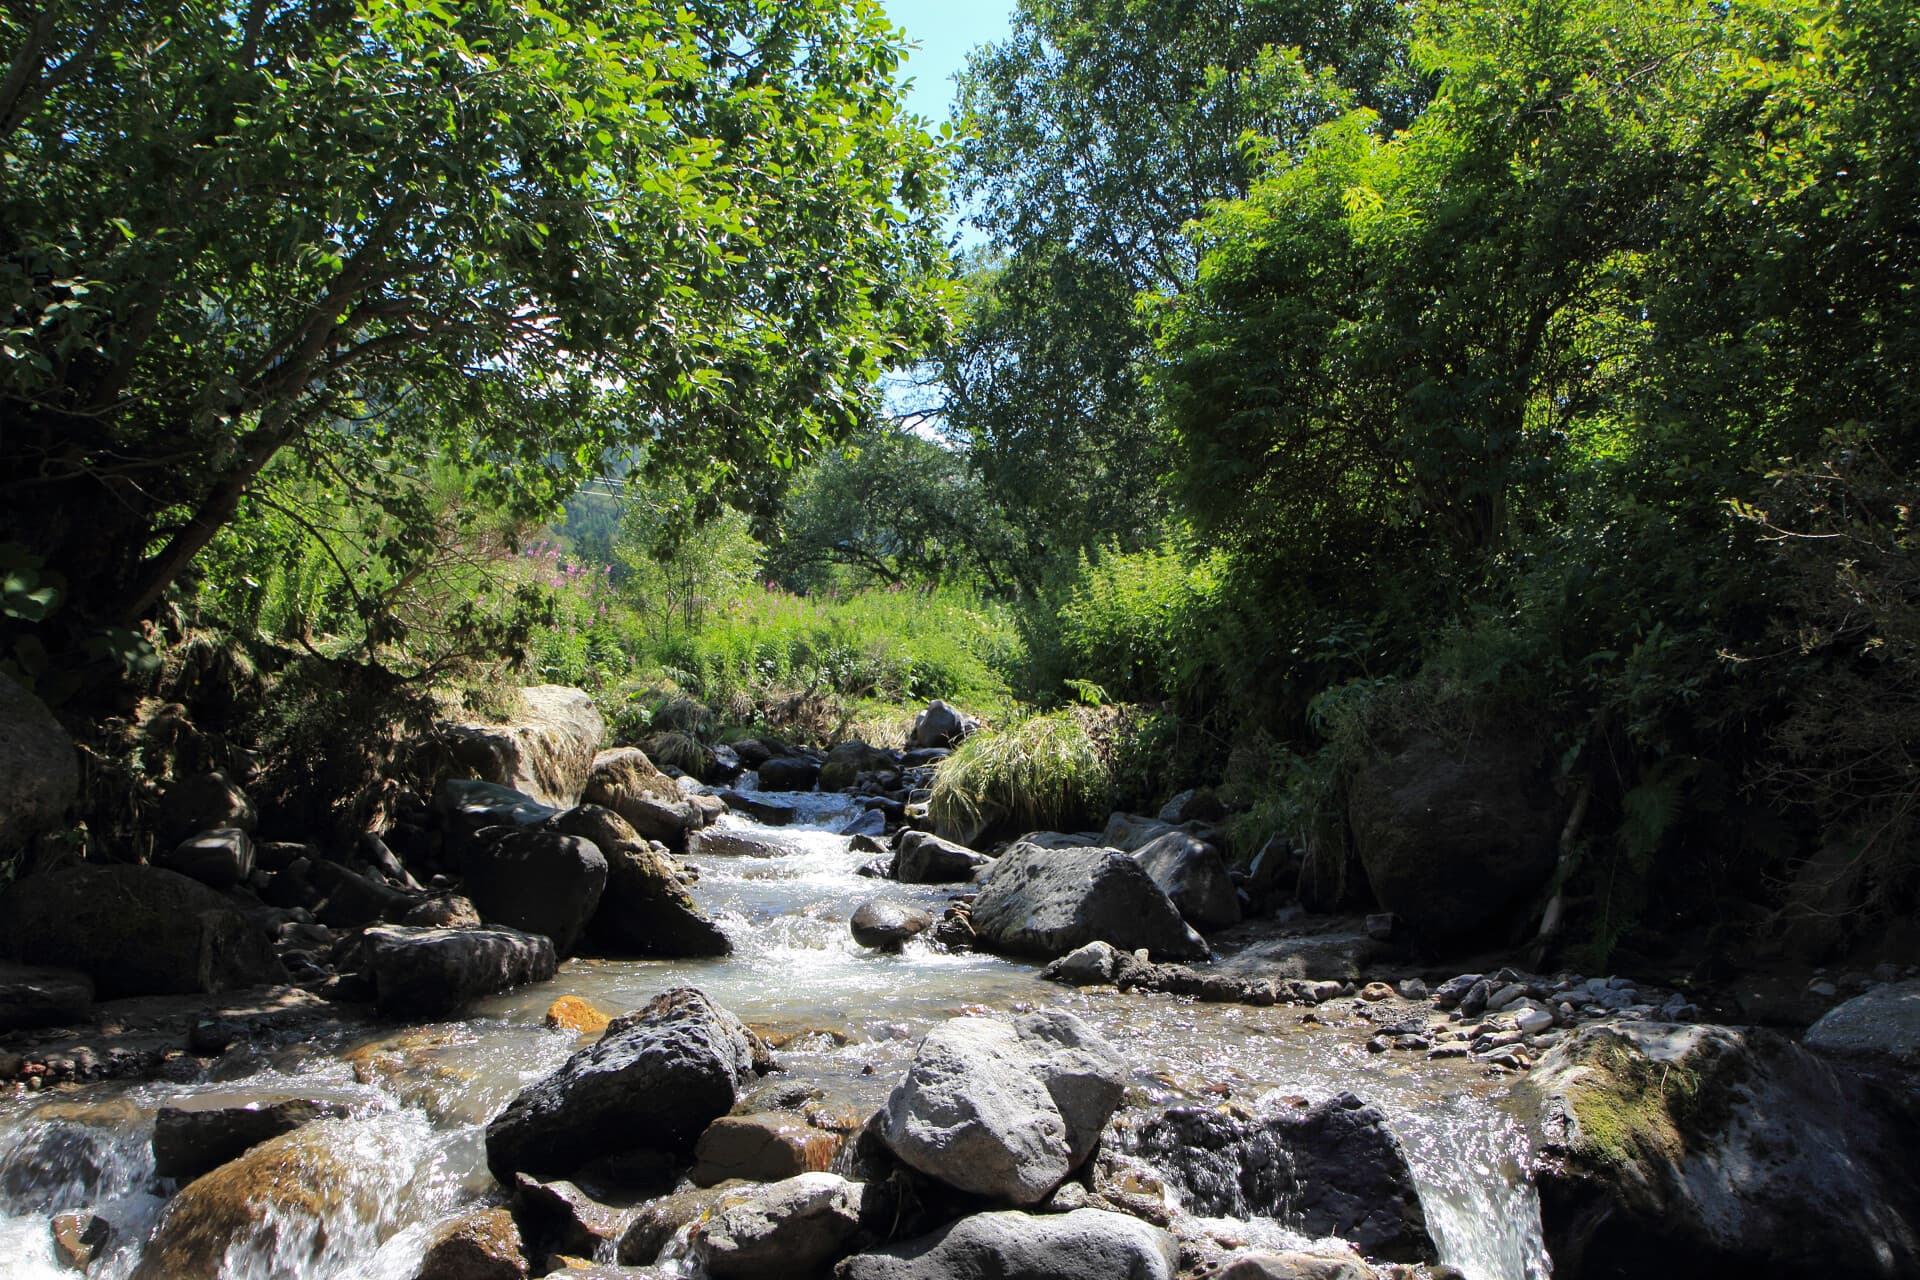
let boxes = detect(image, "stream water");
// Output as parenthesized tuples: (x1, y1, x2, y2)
(0, 786, 1551, 1280)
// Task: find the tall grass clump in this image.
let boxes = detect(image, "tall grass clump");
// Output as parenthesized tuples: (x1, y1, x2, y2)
(929, 711, 1111, 841)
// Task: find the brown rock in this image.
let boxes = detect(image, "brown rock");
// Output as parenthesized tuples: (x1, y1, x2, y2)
(50, 1210, 111, 1270)
(153, 1096, 352, 1181)
(691, 1113, 842, 1187)
(415, 1206, 526, 1280)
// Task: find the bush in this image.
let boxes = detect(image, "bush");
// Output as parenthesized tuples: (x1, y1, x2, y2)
(929, 711, 1111, 839)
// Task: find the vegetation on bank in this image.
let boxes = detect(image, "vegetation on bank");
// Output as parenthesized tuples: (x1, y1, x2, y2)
(3, 0, 1916, 967)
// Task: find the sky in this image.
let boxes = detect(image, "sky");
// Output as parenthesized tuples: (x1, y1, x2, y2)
(881, 1, 1014, 128)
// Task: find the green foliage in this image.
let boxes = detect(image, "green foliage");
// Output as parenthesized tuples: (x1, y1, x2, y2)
(1034, 540, 1224, 707)
(929, 711, 1111, 838)
(1, 0, 952, 675)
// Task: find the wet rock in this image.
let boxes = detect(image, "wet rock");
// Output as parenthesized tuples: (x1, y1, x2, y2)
(821, 742, 899, 792)
(1215, 928, 1379, 984)
(1520, 1020, 1920, 1278)
(970, 843, 1208, 962)
(617, 1183, 740, 1264)
(1134, 1094, 1434, 1263)
(463, 827, 607, 957)
(416, 1206, 527, 1280)
(512, 1173, 639, 1259)
(758, 757, 820, 791)
(359, 924, 556, 1018)
(840, 808, 889, 838)
(690, 827, 792, 858)
(692, 1171, 873, 1278)
(719, 790, 796, 826)
(404, 894, 481, 929)
(0, 962, 93, 1031)
(879, 1011, 1127, 1205)
(437, 684, 605, 808)
(546, 995, 613, 1037)
(152, 1097, 351, 1181)
(583, 748, 699, 847)
(835, 1207, 1178, 1280)
(50, 1208, 111, 1269)
(130, 1117, 413, 1280)
(586, 842, 731, 959)
(906, 700, 978, 751)
(0, 864, 274, 997)
(893, 831, 992, 884)
(486, 987, 762, 1184)
(850, 900, 933, 952)
(1133, 832, 1240, 930)
(1039, 940, 1122, 987)
(158, 827, 256, 888)
(0, 673, 78, 854)
(156, 771, 256, 848)
(691, 1113, 842, 1186)
(1804, 979, 1920, 1068)
(1347, 730, 1560, 945)
(1217, 1251, 1374, 1280)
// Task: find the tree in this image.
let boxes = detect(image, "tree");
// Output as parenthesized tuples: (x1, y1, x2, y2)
(934, 0, 1422, 576)
(0, 0, 949, 678)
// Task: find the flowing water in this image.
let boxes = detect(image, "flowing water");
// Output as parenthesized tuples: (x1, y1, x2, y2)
(0, 786, 1550, 1279)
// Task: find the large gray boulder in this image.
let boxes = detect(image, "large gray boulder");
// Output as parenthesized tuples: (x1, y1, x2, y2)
(462, 827, 606, 957)
(893, 830, 991, 884)
(582, 748, 700, 848)
(0, 672, 77, 854)
(879, 1012, 1127, 1205)
(691, 1172, 874, 1278)
(0, 864, 274, 996)
(1347, 731, 1560, 942)
(1519, 1021, 1920, 1278)
(1134, 1094, 1433, 1263)
(486, 987, 761, 1184)
(835, 1208, 1177, 1280)
(359, 924, 557, 1018)
(1805, 980, 1920, 1068)
(439, 684, 606, 808)
(1133, 832, 1240, 930)
(969, 843, 1208, 961)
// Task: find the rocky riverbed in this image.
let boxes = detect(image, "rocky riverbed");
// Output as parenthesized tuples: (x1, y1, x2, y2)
(3, 698, 1917, 1279)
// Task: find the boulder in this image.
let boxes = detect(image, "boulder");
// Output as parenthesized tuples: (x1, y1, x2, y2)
(834, 1208, 1178, 1280)
(1039, 941, 1122, 987)
(512, 1174, 639, 1260)
(0, 864, 274, 997)
(156, 771, 256, 847)
(157, 827, 255, 888)
(0, 961, 92, 1030)
(583, 748, 700, 847)
(434, 778, 560, 855)
(1347, 731, 1560, 943)
(758, 757, 820, 792)
(486, 987, 762, 1184)
(0, 1099, 146, 1212)
(1100, 813, 1188, 853)
(720, 790, 796, 825)
(462, 827, 607, 956)
(1519, 1021, 1920, 1278)
(403, 895, 481, 929)
(1132, 832, 1240, 930)
(893, 831, 992, 884)
(969, 843, 1208, 962)
(616, 1183, 741, 1265)
(906, 701, 978, 751)
(692, 1172, 873, 1278)
(0, 673, 77, 855)
(1218, 1252, 1376, 1280)
(1804, 979, 1920, 1068)
(820, 741, 899, 792)
(359, 924, 557, 1019)
(130, 1117, 417, 1280)
(588, 843, 731, 958)
(840, 808, 889, 838)
(690, 827, 791, 858)
(415, 1206, 527, 1280)
(152, 1097, 351, 1182)
(1133, 1094, 1433, 1263)
(879, 1012, 1127, 1205)
(438, 684, 606, 808)
(1157, 788, 1225, 825)
(850, 900, 933, 952)
(692, 1113, 843, 1187)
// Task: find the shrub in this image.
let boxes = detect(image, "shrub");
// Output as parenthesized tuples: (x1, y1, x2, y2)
(929, 711, 1111, 840)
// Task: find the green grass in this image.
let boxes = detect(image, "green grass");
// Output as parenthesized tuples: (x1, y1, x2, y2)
(929, 711, 1112, 841)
